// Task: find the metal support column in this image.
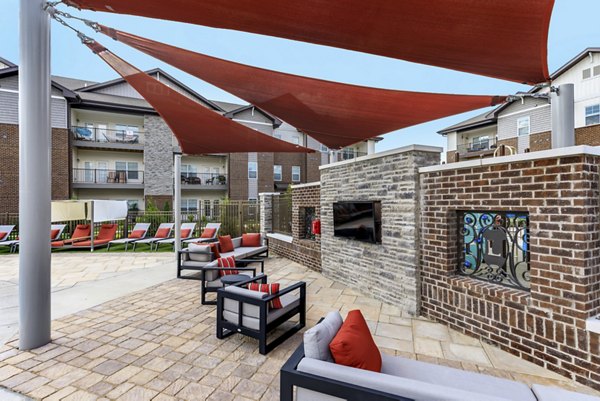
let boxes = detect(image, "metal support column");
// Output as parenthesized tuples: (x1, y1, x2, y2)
(174, 153, 182, 255)
(18, 0, 52, 349)
(551, 84, 575, 149)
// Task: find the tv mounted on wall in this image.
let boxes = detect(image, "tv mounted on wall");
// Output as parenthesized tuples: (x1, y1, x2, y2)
(333, 201, 382, 244)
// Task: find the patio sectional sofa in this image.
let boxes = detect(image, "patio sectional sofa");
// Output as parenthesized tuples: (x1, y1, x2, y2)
(280, 311, 600, 401)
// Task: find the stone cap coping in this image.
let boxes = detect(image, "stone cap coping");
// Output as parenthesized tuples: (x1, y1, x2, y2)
(267, 233, 293, 243)
(319, 144, 443, 170)
(290, 181, 321, 189)
(420, 145, 600, 174)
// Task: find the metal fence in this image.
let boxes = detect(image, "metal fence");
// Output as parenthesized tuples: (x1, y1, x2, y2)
(272, 194, 292, 235)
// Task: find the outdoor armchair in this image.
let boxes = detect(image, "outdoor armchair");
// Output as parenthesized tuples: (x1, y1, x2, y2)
(154, 222, 196, 251)
(107, 222, 151, 251)
(131, 222, 174, 251)
(216, 276, 306, 355)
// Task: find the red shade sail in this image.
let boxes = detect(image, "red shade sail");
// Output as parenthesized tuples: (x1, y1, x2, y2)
(83, 40, 313, 155)
(65, 0, 553, 84)
(97, 26, 505, 149)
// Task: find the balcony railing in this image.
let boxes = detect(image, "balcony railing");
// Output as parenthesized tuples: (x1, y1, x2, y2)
(328, 150, 368, 162)
(71, 126, 145, 145)
(73, 168, 144, 185)
(456, 138, 497, 154)
(181, 173, 227, 186)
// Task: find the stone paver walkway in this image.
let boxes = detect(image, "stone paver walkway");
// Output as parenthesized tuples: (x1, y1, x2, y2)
(0, 256, 598, 400)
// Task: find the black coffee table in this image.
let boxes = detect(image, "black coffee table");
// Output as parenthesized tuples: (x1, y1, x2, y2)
(220, 274, 249, 287)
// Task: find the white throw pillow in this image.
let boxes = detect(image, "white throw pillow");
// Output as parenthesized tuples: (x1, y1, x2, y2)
(303, 310, 343, 362)
(187, 243, 212, 262)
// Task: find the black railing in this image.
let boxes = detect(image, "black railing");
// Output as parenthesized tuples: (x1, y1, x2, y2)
(181, 173, 227, 186)
(272, 194, 292, 235)
(458, 211, 530, 290)
(73, 168, 144, 184)
(456, 138, 497, 154)
(71, 126, 145, 145)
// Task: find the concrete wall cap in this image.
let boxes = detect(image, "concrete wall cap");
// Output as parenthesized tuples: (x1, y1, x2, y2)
(320, 144, 443, 170)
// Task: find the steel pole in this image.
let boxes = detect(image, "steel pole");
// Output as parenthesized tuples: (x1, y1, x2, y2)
(18, 0, 52, 349)
(174, 154, 182, 255)
(551, 84, 575, 149)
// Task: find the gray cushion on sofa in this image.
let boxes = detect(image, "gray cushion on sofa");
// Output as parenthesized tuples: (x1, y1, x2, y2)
(303, 311, 343, 362)
(531, 384, 600, 401)
(187, 243, 212, 262)
(380, 353, 536, 401)
(296, 357, 514, 401)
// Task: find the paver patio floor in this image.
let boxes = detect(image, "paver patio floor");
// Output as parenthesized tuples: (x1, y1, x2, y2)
(0, 255, 598, 400)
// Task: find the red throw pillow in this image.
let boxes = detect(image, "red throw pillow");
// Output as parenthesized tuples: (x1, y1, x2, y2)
(200, 227, 216, 238)
(155, 228, 170, 238)
(219, 235, 235, 253)
(329, 310, 382, 372)
(129, 229, 145, 239)
(217, 256, 238, 276)
(208, 242, 221, 259)
(50, 229, 60, 239)
(242, 233, 261, 247)
(0, 232, 8, 241)
(248, 283, 283, 309)
(180, 228, 191, 238)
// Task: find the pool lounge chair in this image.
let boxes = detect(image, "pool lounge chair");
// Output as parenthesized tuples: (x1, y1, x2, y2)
(131, 223, 174, 251)
(73, 224, 118, 249)
(6, 224, 67, 253)
(182, 222, 221, 245)
(154, 222, 196, 251)
(51, 224, 91, 248)
(0, 225, 16, 252)
(107, 222, 151, 251)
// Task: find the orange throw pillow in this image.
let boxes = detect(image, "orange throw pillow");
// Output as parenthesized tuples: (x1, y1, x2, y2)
(241, 233, 261, 247)
(50, 229, 60, 239)
(129, 229, 145, 239)
(218, 235, 235, 253)
(155, 228, 170, 238)
(329, 310, 382, 372)
(200, 227, 216, 238)
(180, 229, 191, 238)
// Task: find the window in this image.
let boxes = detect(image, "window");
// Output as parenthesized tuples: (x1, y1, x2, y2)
(115, 124, 139, 133)
(203, 199, 212, 217)
(292, 166, 301, 182)
(115, 161, 139, 180)
(292, 136, 300, 145)
(585, 105, 600, 126)
(212, 200, 220, 217)
(127, 200, 140, 211)
(181, 199, 198, 213)
(583, 68, 592, 80)
(320, 144, 328, 152)
(471, 136, 490, 151)
(248, 162, 257, 179)
(273, 165, 282, 181)
(517, 116, 530, 136)
(181, 164, 197, 179)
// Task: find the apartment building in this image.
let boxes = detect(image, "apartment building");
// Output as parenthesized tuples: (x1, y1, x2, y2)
(440, 48, 600, 162)
(0, 58, 376, 214)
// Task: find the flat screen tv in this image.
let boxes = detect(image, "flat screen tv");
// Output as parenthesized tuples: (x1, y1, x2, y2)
(333, 201, 382, 244)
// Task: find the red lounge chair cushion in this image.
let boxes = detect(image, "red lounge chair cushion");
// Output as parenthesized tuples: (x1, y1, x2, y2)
(50, 229, 60, 239)
(248, 283, 283, 309)
(129, 229, 145, 238)
(329, 310, 382, 372)
(72, 224, 91, 241)
(51, 241, 64, 247)
(241, 233, 261, 247)
(218, 235, 235, 253)
(97, 224, 117, 241)
(155, 228, 170, 238)
(73, 239, 112, 247)
(0, 232, 7, 241)
(180, 228, 191, 238)
(200, 227, 216, 238)
(217, 256, 238, 276)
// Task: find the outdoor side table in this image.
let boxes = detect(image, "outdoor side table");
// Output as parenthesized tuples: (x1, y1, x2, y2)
(220, 274, 250, 287)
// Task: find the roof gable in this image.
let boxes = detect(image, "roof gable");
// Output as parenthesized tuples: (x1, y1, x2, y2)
(224, 105, 282, 127)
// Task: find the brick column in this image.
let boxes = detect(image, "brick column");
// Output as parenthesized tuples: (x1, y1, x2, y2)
(259, 192, 278, 236)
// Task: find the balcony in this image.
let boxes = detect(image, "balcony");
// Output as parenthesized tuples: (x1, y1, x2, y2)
(72, 168, 145, 189)
(71, 126, 145, 151)
(328, 150, 368, 163)
(456, 138, 497, 159)
(181, 173, 227, 190)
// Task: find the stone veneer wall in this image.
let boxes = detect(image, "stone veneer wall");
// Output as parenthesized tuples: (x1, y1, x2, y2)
(143, 116, 174, 206)
(419, 149, 600, 389)
(320, 146, 441, 315)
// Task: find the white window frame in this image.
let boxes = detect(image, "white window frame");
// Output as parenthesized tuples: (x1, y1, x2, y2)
(115, 161, 140, 180)
(517, 116, 530, 136)
(203, 199, 212, 217)
(181, 164, 197, 179)
(248, 162, 257, 179)
(585, 104, 600, 126)
(181, 199, 198, 213)
(273, 165, 282, 181)
(292, 165, 301, 182)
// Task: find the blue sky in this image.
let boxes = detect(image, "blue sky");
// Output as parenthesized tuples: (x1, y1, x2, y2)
(1, 0, 598, 152)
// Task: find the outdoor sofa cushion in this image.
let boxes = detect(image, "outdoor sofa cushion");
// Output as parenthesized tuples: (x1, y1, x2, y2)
(217, 256, 238, 276)
(219, 235, 235, 252)
(329, 310, 381, 372)
(303, 311, 343, 362)
(531, 384, 600, 401)
(200, 227, 216, 238)
(242, 233, 261, 247)
(187, 243, 212, 262)
(296, 357, 515, 401)
(248, 283, 283, 309)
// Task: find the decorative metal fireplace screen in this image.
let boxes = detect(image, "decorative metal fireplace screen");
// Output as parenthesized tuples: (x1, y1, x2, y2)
(458, 211, 530, 290)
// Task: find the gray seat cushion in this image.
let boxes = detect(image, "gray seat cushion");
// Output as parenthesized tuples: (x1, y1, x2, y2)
(380, 353, 536, 401)
(187, 243, 212, 262)
(532, 384, 600, 401)
(303, 311, 343, 362)
(235, 246, 268, 258)
(297, 357, 514, 401)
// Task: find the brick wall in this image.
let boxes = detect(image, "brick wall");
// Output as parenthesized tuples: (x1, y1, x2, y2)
(497, 137, 518, 150)
(576, 124, 600, 146)
(0, 124, 70, 213)
(529, 131, 551, 152)
(420, 152, 600, 389)
(229, 153, 249, 200)
(269, 236, 321, 272)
